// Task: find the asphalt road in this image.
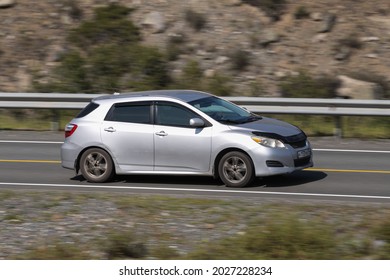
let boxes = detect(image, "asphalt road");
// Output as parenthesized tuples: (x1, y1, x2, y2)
(0, 131, 389, 203)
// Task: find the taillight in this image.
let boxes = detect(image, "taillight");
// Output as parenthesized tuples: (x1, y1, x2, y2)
(65, 124, 78, 138)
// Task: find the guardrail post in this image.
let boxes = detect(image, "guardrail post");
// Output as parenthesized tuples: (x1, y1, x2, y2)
(334, 116, 342, 138)
(50, 109, 60, 131)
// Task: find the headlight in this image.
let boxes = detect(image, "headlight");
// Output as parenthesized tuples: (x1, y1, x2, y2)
(251, 136, 286, 148)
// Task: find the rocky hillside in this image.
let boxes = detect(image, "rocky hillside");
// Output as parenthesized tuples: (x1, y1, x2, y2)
(1, 0, 390, 98)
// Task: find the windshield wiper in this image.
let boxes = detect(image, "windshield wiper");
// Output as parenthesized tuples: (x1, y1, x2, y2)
(218, 119, 241, 124)
(238, 115, 262, 124)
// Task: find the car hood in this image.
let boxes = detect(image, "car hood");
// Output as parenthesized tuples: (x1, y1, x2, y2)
(229, 117, 302, 137)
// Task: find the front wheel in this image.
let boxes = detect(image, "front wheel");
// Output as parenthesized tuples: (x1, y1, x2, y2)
(80, 148, 115, 183)
(218, 151, 254, 187)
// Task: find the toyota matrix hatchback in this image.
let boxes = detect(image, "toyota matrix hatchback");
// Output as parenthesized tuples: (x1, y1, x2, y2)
(61, 90, 313, 187)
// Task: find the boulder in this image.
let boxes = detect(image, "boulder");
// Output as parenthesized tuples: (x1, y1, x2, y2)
(0, 0, 16, 8)
(336, 75, 383, 99)
(142, 11, 166, 33)
(318, 13, 336, 33)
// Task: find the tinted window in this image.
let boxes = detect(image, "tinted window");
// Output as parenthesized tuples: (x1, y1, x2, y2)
(105, 102, 151, 124)
(156, 102, 198, 127)
(76, 102, 99, 118)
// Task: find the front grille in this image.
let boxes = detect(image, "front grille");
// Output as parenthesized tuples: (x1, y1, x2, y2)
(294, 157, 311, 167)
(290, 140, 307, 149)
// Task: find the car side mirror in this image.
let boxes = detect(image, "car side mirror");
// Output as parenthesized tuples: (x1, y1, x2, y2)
(189, 118, 205, 128)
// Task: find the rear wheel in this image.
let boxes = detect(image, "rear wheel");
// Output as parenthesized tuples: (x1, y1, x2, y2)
(80, 148, 114, 183)
(218, 151, 254, 187)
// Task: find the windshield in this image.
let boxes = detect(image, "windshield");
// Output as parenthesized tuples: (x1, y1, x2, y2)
(189, 96, 261, 124)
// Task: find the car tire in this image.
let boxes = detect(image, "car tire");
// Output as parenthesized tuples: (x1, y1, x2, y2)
(218, 151, 254, 188)
(80, 148, 114, 183)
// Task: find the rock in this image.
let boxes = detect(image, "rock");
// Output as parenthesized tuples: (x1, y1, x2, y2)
(312, 33, 327, 43)
(216, 56, 229, 64)
(204, 69, 215, 78)
(310, 12, 323, 21)
(15, 68, 31, 91)
(0, 0, 16, 8)
(360, 36, 380, 42)
(336, 75, 383, 99)
(142, 11, 166, 33)
(223, 0, 242, 6)
(318, 13, 336, 33)
(260, 29, 280, 46)
(334, 46, 351, 61)
(364, 53, 378, 59)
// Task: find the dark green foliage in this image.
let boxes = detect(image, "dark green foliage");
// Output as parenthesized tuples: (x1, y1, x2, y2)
(174, 60, 234, 96)
(68, 4, 140, 47)
(280, 71, 339, 98)
(338, 33, 362, 49)
(17, 242, 92, 260)
(294, 6, 310, 19)
(242, 0, 287, 20)
(35, 4, 170, 93)
(230, 49, 250, 71)
(56, 51, 90, 92)
(64, 0, 83, 20)
(185, 9, 207, 31)
(105, 232, 147, 259)
(125, 45, 171, 90)
(187, 214, 337, 259)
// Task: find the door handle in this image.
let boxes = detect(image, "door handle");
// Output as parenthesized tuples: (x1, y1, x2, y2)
(155, 131, 168, 137)
(104, 127, 116, 132)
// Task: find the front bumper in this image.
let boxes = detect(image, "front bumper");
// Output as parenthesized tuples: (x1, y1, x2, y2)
(251, 143, 313, 177)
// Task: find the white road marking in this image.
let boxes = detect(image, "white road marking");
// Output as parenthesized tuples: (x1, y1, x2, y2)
(0, 182, 390, 200)
(0, 140, 63, 144)
(313, 148, 390, 154)
(1, 140, 390, 154)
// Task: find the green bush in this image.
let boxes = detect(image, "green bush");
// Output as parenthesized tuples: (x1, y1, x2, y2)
(105, 231, 147, 259)
(241, 0, 287, 21)
(17, 241, 92, 260)
(187, 214, 337, 259)
(185, 9, 207, 31)
(338, 33, 362, 50)
(294, 6, 310, 19)
(173, 60, 234, 96)
(230, 49, 250, 71)
(68, 4, 140, 47)
(280, 71, 339, 98)
(34, 4, 170, 93)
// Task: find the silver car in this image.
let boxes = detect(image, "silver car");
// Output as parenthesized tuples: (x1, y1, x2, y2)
(61, 90, 313, 187)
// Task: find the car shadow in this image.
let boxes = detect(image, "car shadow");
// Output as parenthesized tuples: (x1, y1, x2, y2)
(251, 170, 327, 188)
(71, 170, 327, 188)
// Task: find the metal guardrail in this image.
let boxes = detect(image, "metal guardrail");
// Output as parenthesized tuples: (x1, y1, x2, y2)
(1, 92, 389, 136)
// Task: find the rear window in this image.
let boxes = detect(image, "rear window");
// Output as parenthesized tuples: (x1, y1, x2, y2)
(105, 102, 151, 124)
(76, 102, 100, 118)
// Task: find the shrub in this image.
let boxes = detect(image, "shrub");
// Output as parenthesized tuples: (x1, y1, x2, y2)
(68, 4, 140, 48)
(125, 45, 171, 90)
(280, 71, 339, 98)
(241, 0, 287, 21)
(187, 214, 337, 259)
(294, 6, 310, 19)
(185, 9, 207, 31)
(205, 74, 234, 96)
(338, 33, 362, 49)
(230, 49, 250, 71)
(17, 241, 92, 260)
(105, 231, 147, 259)
(175, 60, 204, 90)
(35, 4, 170, 93)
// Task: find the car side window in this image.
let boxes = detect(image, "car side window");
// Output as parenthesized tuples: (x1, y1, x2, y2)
(105, 102, 151, 124)
(156, 102, 199, 127)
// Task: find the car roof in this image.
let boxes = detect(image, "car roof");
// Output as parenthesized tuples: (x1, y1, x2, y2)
(93, 90, 212, 104)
